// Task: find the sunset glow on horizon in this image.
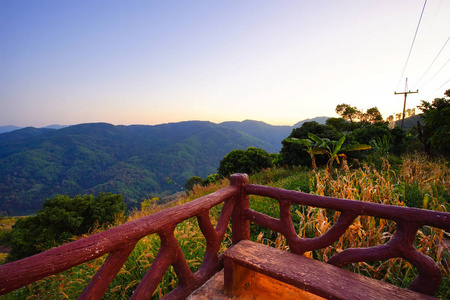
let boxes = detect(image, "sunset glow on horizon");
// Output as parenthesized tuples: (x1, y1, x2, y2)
(1, 0, 449, 128)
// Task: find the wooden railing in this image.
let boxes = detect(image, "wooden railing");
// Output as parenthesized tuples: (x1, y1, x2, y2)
(0, 175, 247, 299)
(0, 173, 449, 299)
(242, 182, 450, 296)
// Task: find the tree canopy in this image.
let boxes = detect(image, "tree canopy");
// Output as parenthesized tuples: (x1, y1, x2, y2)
(417, 89, 450, 157)
(7, 193, 126, 262)
(217, 147, 273, 177)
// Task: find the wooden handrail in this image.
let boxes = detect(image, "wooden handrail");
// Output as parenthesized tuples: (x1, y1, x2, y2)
(0, 173, 448, 298)
(241, 184, 450, 296)
(0, 176, 245, 299)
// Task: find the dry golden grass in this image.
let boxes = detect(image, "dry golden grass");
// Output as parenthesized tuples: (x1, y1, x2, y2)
(300, 155, 449, 289)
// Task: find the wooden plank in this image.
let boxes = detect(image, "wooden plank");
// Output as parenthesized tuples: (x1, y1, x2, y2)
(224, 240, 437, 300)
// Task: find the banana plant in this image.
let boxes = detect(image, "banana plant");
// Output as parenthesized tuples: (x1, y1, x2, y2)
(307, 133, 371, 173)
(285, 137, 326, 170)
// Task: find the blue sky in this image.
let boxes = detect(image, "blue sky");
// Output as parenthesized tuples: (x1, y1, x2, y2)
(1, 0, 449, 127)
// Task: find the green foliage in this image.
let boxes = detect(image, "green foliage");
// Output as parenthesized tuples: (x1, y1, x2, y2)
(285, 135, 325, 169)
(204, 173, 221, 185)
(325, 117, 360, 133)
(307, 133, 371, 171)
(335, 104, 383, 124)
(349, 122, 391, 145)
(0, 122, 273, 216)
(364, 107, 383, 123)
(141, 197, 159, 211)
(217, 147, 273, 177)
(371, 135, 391, 157)
(400, 183, 424, 208)
(6, 193, 126, 262)
(417, 90, 450, 157)
(335, 103, 361, 122)
(184, 176, 204, 192)
(280, 121, 341, 167)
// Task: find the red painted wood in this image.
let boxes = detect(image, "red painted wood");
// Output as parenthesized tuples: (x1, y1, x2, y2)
(242, 183, 449, 296)
(0, 185, 238, 296)
(224, 240, 437, 300)
(78, 242, 136, 300)
(131, 229, 177, 300)
(230, 174, 250, 243)
(245, 184, 450, 230)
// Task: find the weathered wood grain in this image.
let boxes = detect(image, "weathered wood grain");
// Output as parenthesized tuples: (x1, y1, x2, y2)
(224, 240, 437, 300)
(231, 174, 250, 243)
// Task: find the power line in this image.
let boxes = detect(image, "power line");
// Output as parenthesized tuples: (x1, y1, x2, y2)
(426, 78, 450, 99)
(414, 35, 450, 87)
(420, 58, 450, 90)
(396, 0, 428, 90)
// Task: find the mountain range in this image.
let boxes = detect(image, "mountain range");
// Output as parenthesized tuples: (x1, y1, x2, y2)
(0, 117, 328, 215)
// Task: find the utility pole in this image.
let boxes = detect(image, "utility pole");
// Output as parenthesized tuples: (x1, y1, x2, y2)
(395, 78, 418, 129)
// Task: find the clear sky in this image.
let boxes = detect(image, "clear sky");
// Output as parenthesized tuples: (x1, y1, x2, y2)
(1, 0, 449, 127)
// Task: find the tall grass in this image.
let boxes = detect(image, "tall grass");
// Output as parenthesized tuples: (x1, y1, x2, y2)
(1, 154, 448, 299)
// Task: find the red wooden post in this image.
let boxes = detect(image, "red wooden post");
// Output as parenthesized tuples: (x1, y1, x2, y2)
(230, 173, 250, 244)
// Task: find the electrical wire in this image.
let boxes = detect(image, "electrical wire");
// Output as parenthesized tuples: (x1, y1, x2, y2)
(429, 78, 450, 98)
(396, 0, 428, 90)
(423, 78, 450, 100)
(420, 58, 450, 90)
(414, 35, 450, 87)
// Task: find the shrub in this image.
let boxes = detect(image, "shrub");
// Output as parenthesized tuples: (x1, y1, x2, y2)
(6, 193, 126, 262)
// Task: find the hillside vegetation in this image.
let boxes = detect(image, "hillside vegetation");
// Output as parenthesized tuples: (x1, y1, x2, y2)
(2, 154, 448, 299)
(0, 121, 276, 215)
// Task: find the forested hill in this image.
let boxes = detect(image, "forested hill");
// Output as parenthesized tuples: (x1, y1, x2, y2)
(219, 117, 328, 152)
(0, 121, 273, 215)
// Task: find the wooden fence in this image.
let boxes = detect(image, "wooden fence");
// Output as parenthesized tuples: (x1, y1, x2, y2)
(0, 173, 449, 299)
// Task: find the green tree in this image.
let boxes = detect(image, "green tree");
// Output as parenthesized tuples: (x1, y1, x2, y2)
(7, 193, 126, 262)
(184, 176, 205, 192)
(417, 90, 450, 157)
(349, 122, 391, 145)
(218, 147, 273, 177)
(280, 121, 341, 167)
(364, 107, 383, 123)
(326, 117, 361, 133)
(335, 104, 361, 122)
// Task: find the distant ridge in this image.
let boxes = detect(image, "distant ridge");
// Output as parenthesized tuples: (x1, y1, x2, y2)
(43, 124, 68, 130)
(218, 117, 330, 151)
(393, 115, 421, 130)
(293, 116, 328, 128)
(0, 124, 67, 134)
(0, 125, 21, 134)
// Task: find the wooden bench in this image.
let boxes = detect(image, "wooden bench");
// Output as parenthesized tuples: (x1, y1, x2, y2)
(224, 240, 437, 300)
